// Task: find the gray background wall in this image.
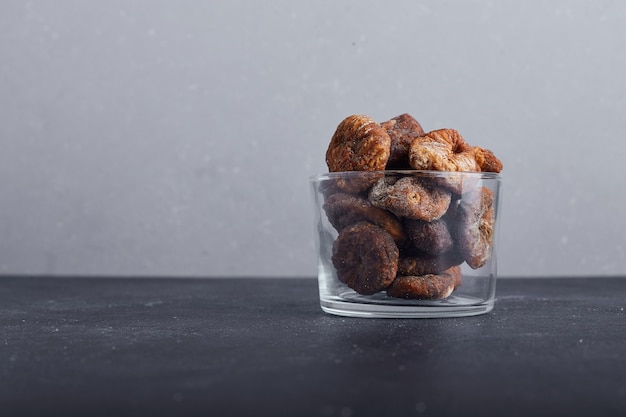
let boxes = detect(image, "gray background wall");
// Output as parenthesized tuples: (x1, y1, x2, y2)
(1, 0, 625, 278)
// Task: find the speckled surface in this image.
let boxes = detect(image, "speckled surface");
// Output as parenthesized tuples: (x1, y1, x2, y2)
(1, 276, 625, 416)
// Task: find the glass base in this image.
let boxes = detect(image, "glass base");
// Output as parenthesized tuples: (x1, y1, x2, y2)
(320, 293, 494, 318)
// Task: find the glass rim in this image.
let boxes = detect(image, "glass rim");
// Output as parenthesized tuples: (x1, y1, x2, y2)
(309, 170, 501, 182)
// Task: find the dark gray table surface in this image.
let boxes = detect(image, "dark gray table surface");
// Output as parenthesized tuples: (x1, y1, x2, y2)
(1, 276, 625, 417)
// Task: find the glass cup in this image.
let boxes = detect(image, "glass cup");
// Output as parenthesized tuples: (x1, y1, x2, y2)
(309, 170, 502, 318)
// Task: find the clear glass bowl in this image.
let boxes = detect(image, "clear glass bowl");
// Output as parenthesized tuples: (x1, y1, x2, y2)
(309, 170, 502, 318)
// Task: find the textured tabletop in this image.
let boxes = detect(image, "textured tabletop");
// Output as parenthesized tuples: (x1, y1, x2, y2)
(1, 276, 625, 417)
